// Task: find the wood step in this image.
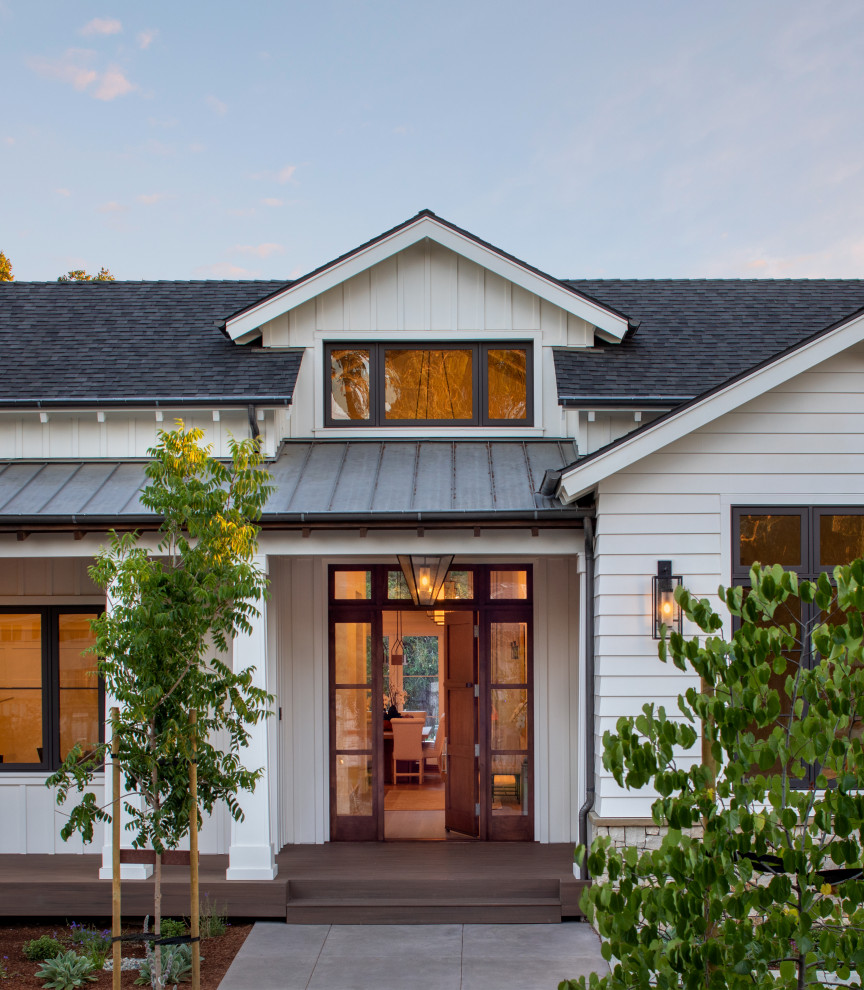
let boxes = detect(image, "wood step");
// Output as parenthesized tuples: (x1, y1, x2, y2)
(287, 878, 561, 901)
(285, 898, 562, 925)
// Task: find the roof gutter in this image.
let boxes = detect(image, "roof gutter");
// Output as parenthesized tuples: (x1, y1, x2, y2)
(0, 397, 293, 410)
(558, 396, 691, 408)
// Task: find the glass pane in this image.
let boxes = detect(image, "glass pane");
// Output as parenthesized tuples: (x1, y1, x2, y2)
(440, 571, 473, 599)
(402, 636, 439, 722)
(385, 349, 473, 421)
(492, 688, 528, 750)
(488, 348, 527, 420)
(820, 514, 864, 567)
(330, 348, 370, 421)
(336, 753, 373, 816)
(490, 570, 528, 600)
(0, 613, 42, 765)
(739, 514, 802, 567)
(335, 688, 372, 750)
(387, 570, 411, 600)
(334, 571, 372, 600)
(491, 622, 527, 683)
(334, 622, 372, 684)
(491, 753, 528, 815)
(59, 613, 100, 759)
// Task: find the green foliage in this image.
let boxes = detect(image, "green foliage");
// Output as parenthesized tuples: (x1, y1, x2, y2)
(135, 944, 196, 986)
(67, 924, 111, 968)
(563, 561, 864, 989)
(195, 896, 227, 938)
(35, 951, 97, 989)
(0, 251, 12, 281)
(57, 268, 115, 281)
(23, 936, 65, 961)
(159, 919, 187, 940)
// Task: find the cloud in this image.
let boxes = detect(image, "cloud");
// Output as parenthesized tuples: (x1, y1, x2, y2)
(93, 66, 136, 101)
(228, 207, 256, 218)
(195, 262, 259, 278)
(97, 201, 125, 213)
(261, 198, 284, 207)
(277, 165, 296, 184)
(136, 193, 168, 205)
(234, 243, 285, 259)
(80, 17, 122, 36)
(137, 29, 158, 50)
(28, 49, 98, 92)
(708, 237, 864, 279)
(205, 95, 227, 116)
(55, 187, 71, 197)
(3, 136, 14, 146)
(188, 142, 205, 153)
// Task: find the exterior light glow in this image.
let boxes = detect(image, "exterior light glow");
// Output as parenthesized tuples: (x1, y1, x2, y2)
(652, 560, 683, 639)
(397, 555, 454, 608)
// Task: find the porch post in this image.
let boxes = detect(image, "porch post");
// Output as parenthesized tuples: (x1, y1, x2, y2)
(226, 554, 278, 880)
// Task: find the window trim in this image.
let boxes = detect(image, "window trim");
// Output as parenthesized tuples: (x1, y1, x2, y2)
(0, 605, 104, 773)
(324, 341, 534, 428)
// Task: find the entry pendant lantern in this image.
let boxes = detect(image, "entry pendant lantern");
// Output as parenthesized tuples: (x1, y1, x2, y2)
(652, 560, 683, 639)
(397, 554, 454, 608)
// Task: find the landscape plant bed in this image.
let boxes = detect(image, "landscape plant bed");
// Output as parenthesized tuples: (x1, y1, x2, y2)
(0, 919, 252, 989)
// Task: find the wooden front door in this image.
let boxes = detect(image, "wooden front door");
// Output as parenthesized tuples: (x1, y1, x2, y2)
(444, 611, 479, 837)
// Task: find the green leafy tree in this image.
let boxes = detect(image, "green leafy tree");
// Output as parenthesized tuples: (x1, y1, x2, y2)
(49, 424, 274, 987)
(0, 251, 12, 281)
(564, 562, 864, 989)
(57, 267, 115, 281)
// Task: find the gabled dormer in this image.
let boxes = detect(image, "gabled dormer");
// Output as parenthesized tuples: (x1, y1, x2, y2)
(224, 211, 630, 439)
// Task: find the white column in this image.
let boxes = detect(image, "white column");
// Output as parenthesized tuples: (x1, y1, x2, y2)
(227, 555, 278, 880)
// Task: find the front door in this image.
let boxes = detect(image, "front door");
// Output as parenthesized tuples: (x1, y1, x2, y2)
(443, 611, 478, 836)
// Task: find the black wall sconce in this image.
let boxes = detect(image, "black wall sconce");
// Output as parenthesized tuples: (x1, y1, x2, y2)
(652, 560, 682, 639)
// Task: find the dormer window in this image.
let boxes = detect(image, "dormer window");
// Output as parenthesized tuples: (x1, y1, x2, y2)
(326, 342, 532, 427)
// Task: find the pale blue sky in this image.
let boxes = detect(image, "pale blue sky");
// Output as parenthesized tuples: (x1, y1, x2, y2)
(2, 0, 863, 281)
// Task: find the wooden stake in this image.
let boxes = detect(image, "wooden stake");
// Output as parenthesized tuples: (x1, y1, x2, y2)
(111, 707, 121, 990)
(189, 710, 200, 990)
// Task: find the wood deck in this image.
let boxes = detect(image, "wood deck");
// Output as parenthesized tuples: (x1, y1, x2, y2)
(0, 844, 588, 924)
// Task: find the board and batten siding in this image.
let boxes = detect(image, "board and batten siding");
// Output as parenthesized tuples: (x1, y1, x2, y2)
(591, 342, 864, 820)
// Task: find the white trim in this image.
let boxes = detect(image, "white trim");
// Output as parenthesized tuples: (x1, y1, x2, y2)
(559, 309, 864, 502)
(225, 216, 628, 342)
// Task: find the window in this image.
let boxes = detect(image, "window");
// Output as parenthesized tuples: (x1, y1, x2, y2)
(732, 506, 864, 787)
(326, 342, 532, 427)
(0, 607, 103, 771)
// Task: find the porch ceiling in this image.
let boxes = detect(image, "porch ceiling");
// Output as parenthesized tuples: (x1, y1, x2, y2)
(0, 440, 583, 528)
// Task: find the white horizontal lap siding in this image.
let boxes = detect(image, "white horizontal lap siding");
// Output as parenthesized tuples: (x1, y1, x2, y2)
(592, 345, 864, 820)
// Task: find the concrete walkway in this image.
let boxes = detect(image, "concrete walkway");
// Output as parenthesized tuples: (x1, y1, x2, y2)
(219, 921, 608, 990)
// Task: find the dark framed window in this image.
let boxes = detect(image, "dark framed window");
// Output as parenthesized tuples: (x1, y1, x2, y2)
(0, 606, 104, 771)
(326, 342, 533, 427)
(732, 505, 864, 787)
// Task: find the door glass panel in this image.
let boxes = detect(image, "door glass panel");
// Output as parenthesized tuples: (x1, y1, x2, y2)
(58, 613, 99, 759)
(739, 514, 802, 567)
(335, 688, 372, 750)
(384, 349, 473, 421)
(336, 753, 373, 816)
(490, 570, 528, 600)
(491, 753, 528, 816)
(0, 613, 42, 765)
(387, 570, 411, 600)
(330, 348, 370, 421)
(491, 622, 527, 683)
(487, 348, 527, 420)
(492, 688, 528, 751)
(334, 622, 372, 683)
(334, 571, 372, 600)
(819, 514, 864, 567)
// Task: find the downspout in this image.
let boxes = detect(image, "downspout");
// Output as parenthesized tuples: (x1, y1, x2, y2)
(247, 404, 260, 441)
(578, 514, 596, 881)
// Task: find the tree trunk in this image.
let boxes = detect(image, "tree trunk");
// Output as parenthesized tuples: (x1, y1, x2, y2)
(150, 719, 162, 990)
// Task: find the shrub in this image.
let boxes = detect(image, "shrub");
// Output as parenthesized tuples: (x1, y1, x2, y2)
(22, 936, 64, 961)
(159, 919, 187, 940)
(197, 897, 228, 939)
(135, 944, 200, 986)
(34, 950, 97, 989)
(67, 924, 111, 967)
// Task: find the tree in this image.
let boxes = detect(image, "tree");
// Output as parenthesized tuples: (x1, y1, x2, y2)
(58, 267, 115, 281)
(564, 562, 864, 989)
(49, 424, 274, 988)
(0, 251, 12, 281)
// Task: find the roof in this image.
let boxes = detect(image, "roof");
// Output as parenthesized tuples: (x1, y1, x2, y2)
(0, 280, 301, 406)
(554, 279, 864, 404)
(0, 440, 580, 525)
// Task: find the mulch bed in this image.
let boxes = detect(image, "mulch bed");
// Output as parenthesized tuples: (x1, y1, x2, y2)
(0, 920, 252, 989)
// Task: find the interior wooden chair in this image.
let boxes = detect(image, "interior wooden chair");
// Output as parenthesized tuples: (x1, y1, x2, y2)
(392, 718, 426, 784)
(422, 713, 446, 775)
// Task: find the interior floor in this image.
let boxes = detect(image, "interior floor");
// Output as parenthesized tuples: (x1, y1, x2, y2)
(384, 780, 470, 841)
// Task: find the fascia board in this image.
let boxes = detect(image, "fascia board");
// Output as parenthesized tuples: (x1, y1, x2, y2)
(558, 309, 864, 503)
(225, 216, 628, 341)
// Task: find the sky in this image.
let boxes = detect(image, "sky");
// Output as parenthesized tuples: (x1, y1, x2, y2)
(1, 0, 864, 282)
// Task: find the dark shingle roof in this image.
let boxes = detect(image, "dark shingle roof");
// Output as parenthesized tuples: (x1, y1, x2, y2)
(555, 280, 864, 403)
(0, 280, 302, 405)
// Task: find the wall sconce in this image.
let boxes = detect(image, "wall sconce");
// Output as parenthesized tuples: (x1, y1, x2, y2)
(398, 555, 454, 608)
(652, 560, 682, 639)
